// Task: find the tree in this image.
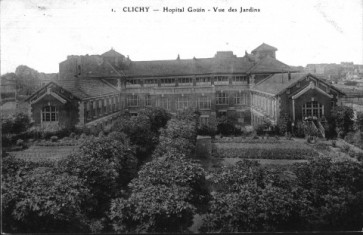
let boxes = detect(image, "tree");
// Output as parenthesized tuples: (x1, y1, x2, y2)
(139, 107, 171, 132)
(2, 157, 91, 233)
(153, 118, 198, 158)
(109, 153, 209, 233)
(57, 136, 138, 219)
(291, 157, 363, 231)
(356, 112, 363, 132)
(201, 160, 311, 232)
(2, 113, 31, 135)
(331, 106, 354, 138)
(112, 114, 159, 161)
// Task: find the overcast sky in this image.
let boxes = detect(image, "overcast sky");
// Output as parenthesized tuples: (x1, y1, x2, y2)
(1, 0, 362, 74)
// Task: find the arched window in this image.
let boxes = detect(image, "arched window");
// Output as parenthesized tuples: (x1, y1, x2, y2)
(302, 101, 323, 118)
(42, 106, 58, 122)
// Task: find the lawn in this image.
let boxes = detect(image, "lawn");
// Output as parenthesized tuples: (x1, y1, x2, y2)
(10, 145, 77, 162)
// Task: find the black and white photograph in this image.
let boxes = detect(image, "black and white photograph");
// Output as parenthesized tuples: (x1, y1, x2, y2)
(1, 0, 363, 233)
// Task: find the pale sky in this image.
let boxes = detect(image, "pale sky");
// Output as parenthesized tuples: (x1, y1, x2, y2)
(1, 0, 362, 74)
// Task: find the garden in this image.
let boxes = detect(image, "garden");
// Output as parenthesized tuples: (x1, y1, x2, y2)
(2, 107, 363, 233)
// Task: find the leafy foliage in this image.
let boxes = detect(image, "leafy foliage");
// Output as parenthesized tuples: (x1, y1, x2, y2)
(201, 158, 363, 232)
(2, 156, 91, 233)
(109, 153, 209, 233)
(153, 117, 198, 158)
(277, 113, 291, 135)
(112, 114, 159, 161)
(139, 107, 171, 132)
(356, 112, 363, 132)
(331, 106, 355, 138)
(57, 136, 138, 218)
(2, 113, 31, 135)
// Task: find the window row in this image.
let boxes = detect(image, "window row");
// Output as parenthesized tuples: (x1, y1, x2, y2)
(85, 95, 122, 121)
(125, 76, 249, 87)
(125, 93, 249, 109)
(251, 93, 276, 118)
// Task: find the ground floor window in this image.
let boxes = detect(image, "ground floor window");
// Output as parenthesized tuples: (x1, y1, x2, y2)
(216, 92, 228, 105)
(177, 97, 189, 110)
(42, 105, 58, 122)
(200, 115, 209, 126)
(302, 101, 323, 118)
(198, 97, 211, 110)
(127, 95, 139, 107)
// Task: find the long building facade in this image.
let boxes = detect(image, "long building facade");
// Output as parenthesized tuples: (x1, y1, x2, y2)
(26, 43, 344, 132)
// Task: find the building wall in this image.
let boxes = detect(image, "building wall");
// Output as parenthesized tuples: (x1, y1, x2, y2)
(292, 89, 334, 121)
(31, 94, 79, 130)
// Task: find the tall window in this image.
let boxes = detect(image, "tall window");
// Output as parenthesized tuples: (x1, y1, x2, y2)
(42, 106, 58, 122)
(177, 97, 189, 110)
(302, 101, 323, 118)
(127, 95, 139, 107)
(112, 97, 116, 112)
(157, 97, 170, 110)
(103, 99, 107, 113)
(234, 93, 247, 105)
(200, 115, 209, 126)
(216, 92, 228, 105)
(145, 95, 151, 106)
(198, 97, 211, 110)
(98, 100, 102, 116)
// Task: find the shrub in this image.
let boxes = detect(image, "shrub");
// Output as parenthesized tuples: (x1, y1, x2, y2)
(2, 113, 31, 135)
(331, 106, 355, 138)
(2, 156, 90, 233)
(201, 160, 311, 232)
(109, 153, 209, 233)
(341, 144, 350, 153)
(57, 136, 138, 218)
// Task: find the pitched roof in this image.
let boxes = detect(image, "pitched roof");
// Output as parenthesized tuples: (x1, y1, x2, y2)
(252, 73, 308, 95)
(252, 43, 277, 53)
(101, 49, 125, 58)
(124, 57, 255, 77)
(248, 56, 292, 73)
(56, 78, 119, 99)
(252, 73, 344, 96)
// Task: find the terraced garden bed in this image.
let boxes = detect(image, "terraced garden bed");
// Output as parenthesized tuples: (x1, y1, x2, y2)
(214, 140, 318, 160)
(10, 145, 78, 162)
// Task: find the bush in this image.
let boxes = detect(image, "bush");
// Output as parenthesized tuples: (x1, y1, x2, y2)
(2, 113, 31, 135)
(341, 144, 350, 153)
(109, 153, 209, 233)
(331, 106, 354, 138)
(57, 136, 138, 218)
(2, 156, 91, 233)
